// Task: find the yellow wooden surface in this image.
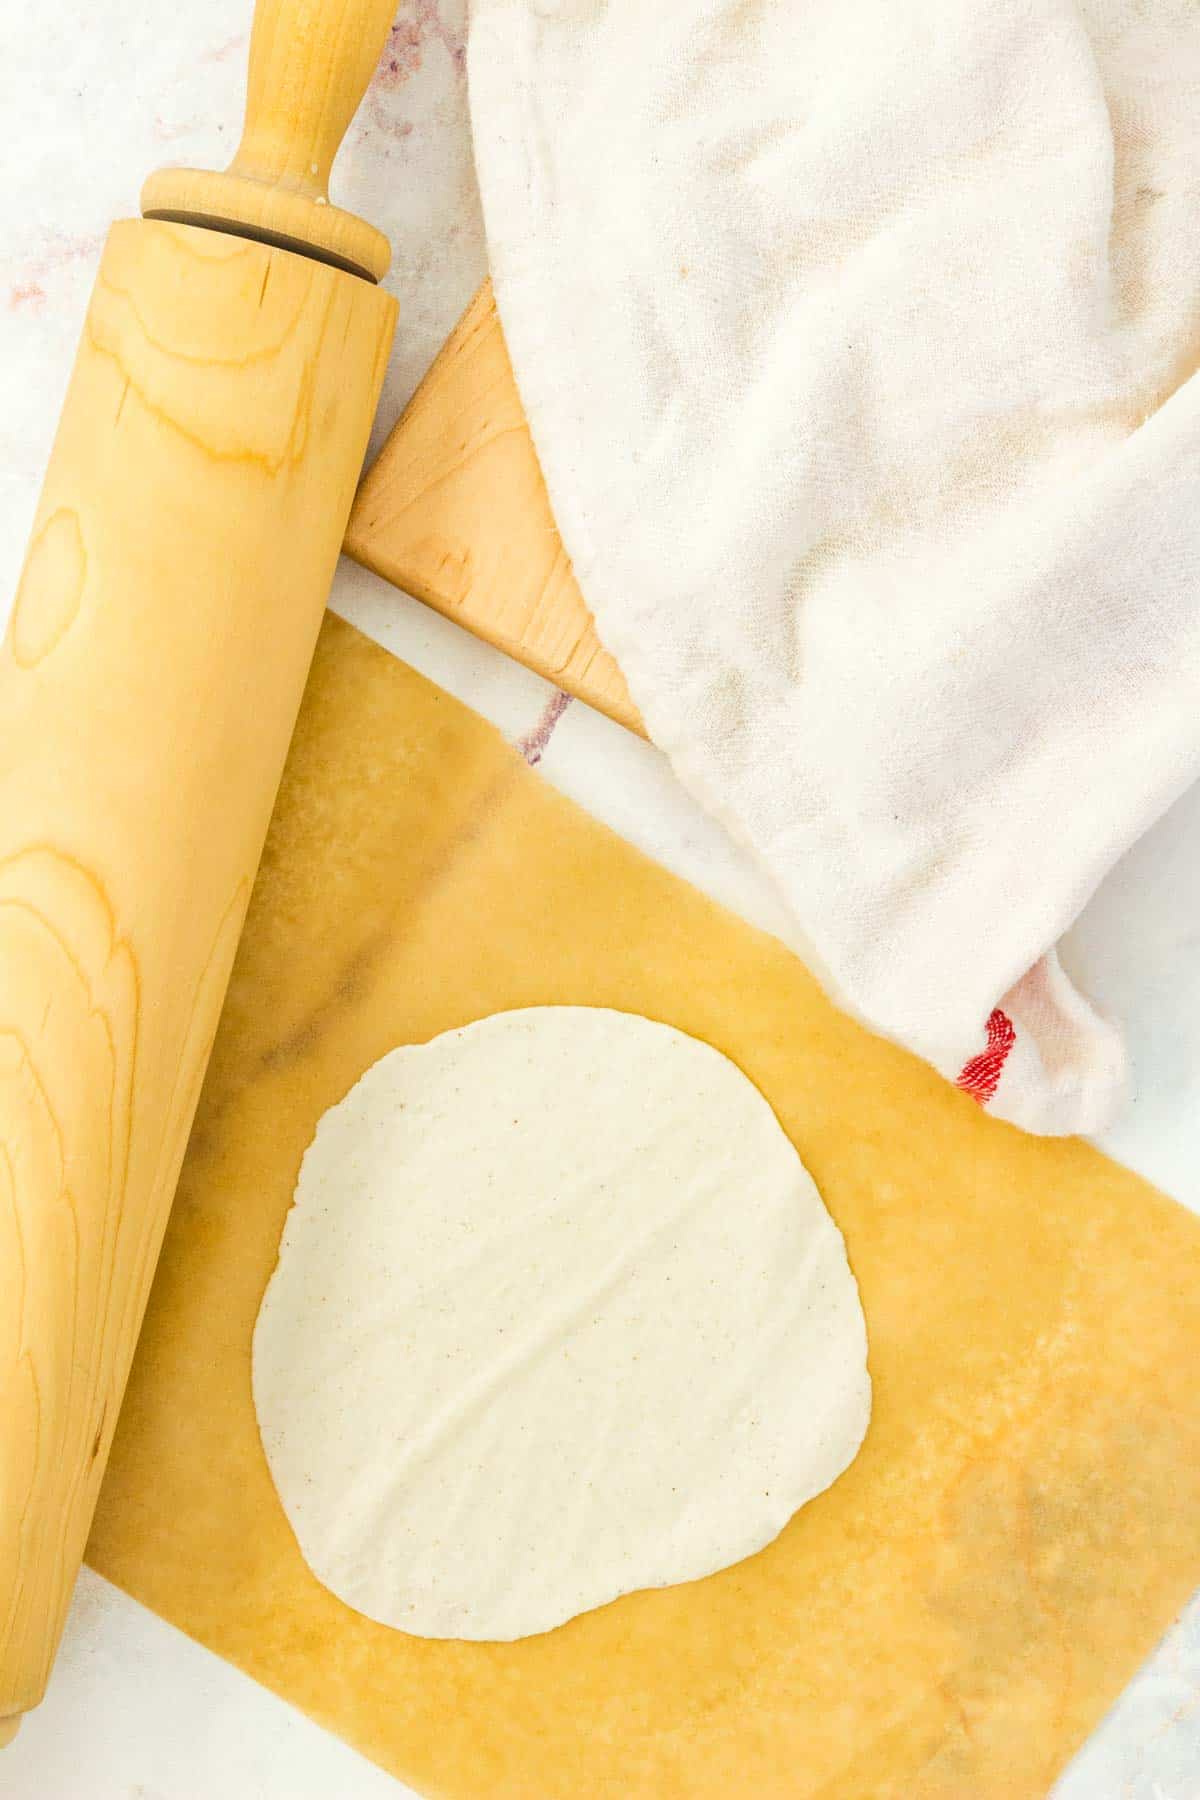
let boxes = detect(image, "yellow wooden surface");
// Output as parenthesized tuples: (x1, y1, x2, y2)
(347, 283, 644, 734)
(0, 223, 395, 1729)
(88, 614, 1200, 1799)
(143, 0, 398, 280)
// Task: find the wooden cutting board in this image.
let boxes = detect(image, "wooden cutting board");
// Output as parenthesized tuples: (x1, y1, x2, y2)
(346, 282, 644, 735)
(88, 613, 1200, 1799)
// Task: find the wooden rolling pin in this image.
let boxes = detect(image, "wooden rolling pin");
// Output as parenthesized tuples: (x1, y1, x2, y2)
(0, 0, 398, 1740)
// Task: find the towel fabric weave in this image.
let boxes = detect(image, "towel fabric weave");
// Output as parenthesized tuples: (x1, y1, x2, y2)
(468, 0, 1200, 1132)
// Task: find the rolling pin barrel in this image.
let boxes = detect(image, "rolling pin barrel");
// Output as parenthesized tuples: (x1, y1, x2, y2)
(0, 0, 399, 1737)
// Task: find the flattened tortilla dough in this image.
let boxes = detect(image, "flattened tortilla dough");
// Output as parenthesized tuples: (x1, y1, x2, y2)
(252, 1007, 871, 1641)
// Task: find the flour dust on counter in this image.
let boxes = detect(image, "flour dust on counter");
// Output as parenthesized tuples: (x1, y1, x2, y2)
(252, 1006, 871, 1641)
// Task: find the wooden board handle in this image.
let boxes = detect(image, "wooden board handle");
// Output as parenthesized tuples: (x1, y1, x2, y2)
(346, 283, 645, 735)
(143, 0, 399, 280)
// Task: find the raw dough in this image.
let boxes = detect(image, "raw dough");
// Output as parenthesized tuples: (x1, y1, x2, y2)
(252, 1007, 870, 1641)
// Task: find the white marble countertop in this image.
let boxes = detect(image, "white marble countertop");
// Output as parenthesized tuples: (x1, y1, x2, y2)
(2, 4, 1199, 1794)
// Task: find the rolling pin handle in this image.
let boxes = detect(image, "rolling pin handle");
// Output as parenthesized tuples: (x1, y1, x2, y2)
(232, 0, 399, 201)
(142, 0, 401, 282)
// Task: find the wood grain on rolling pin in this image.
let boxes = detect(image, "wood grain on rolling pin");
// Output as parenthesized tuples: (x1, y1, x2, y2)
(0, 218, 394, 1721)
(346, 282, 645, 737)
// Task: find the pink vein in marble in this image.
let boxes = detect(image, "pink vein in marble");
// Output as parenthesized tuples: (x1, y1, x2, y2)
(516, 691, 572, 767)
(9, 232, 105, 311)
(376, 0, 466, 90)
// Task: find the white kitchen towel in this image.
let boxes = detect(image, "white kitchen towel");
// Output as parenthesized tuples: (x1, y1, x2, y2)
(467, 0, 1200, 1135)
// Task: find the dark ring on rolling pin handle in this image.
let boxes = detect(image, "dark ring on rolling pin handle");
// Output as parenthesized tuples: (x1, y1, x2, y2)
(142, 209, 379, 284)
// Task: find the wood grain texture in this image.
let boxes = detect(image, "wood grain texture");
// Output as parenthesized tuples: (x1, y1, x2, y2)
(347, 282, 645, 735)
(0, 219, 395, 1728)
(142, 0, 398, 281)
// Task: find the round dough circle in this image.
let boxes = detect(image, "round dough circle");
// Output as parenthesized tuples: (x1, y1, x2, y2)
(253, 1007, 870, 1640)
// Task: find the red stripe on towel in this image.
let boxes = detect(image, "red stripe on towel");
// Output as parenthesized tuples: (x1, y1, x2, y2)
(956, 1008, 1016, 1106)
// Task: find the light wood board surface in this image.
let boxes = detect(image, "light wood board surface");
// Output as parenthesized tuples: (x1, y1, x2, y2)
(87, 613, 1200, 1799)
(346, 282, 643, 735)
